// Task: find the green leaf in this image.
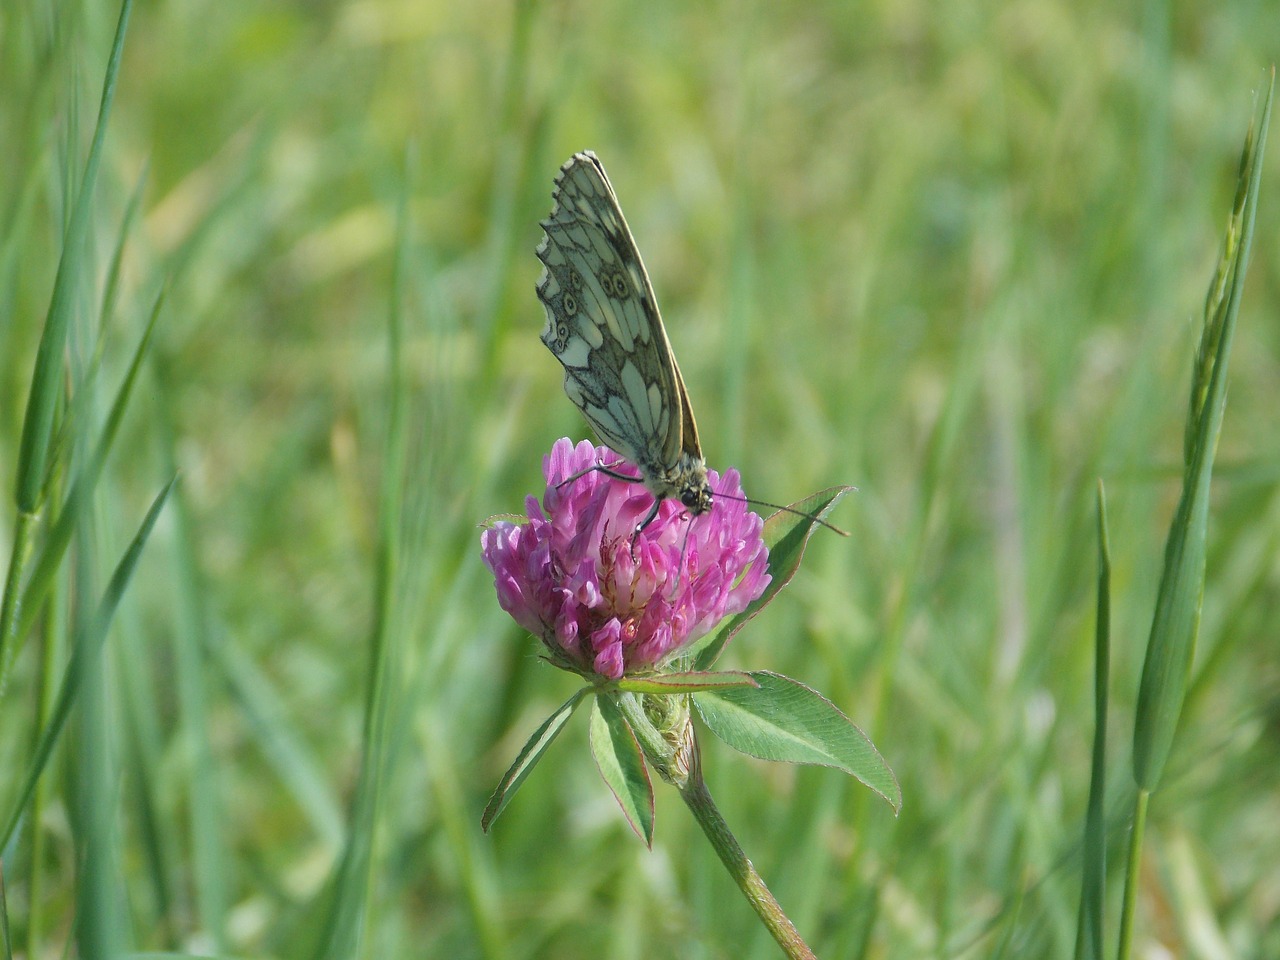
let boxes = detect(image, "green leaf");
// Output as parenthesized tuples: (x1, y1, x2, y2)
(0, 861, 11, 960)
(481, 687, 588, 832)
(1132, 72, 1272, 790)
(616, 670, 759, 694)
(16, 291, 165, 649)
(692, 486, 853, 670)
(0, 0, 134, 700)
(311, 177, 417, 960)
(0, 476, 177, 850)
(1074, 480, 1111, 960)
(694, 671, 900, 812)
(13, 0, 131, 513)
(590, 695, 655, 846)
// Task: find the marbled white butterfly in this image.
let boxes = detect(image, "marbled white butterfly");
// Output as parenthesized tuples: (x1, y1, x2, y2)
(535, 151, 847, 540)
(535, 150, 711, 533)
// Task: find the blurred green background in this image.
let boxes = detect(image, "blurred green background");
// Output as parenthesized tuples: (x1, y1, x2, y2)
(2, 0, 1278, 957)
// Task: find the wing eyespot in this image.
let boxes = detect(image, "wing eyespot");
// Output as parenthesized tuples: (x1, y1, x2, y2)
(539, 152, 707, 512)
(599, 267, 629, 300)
(547, 320, 571, 354)
(600, 267, 629, 300)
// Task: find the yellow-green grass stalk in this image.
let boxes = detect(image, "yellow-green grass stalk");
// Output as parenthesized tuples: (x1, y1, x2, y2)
(1119, 70, 1273, 960)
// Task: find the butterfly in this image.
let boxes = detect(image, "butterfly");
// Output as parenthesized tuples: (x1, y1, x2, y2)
(534, 151, 849, 542)
(535, 150, 712, 535)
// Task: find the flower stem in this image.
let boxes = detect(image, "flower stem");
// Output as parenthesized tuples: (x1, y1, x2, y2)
(615, 693, 815, 957)
(678, 761, 816, 959)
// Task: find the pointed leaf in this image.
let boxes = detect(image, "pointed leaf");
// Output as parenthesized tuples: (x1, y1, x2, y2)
(1074, 480, 1111, 960)
(0, 0, 134, 698)
(1133, 73, 1273, 790)
(17, 291, 165, 647)
(692, 486, 853, 669)
(616, 671, 759, 694)
(0, 476, 177, 849)
(14, 0, 131, 511)
(590, 696, 654, 846)
(481, 687, 588, 832)
(694, 671, 900, 811)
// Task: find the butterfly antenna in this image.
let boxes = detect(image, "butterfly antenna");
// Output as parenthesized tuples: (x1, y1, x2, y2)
(715, 492, 851, 537)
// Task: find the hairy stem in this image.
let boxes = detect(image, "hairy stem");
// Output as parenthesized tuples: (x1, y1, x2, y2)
(678, 743, 816, 960)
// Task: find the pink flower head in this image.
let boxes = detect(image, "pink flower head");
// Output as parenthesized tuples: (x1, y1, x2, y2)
(481, 438, 771, 680)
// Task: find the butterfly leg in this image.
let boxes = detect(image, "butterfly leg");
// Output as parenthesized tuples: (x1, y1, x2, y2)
(551, 458, 660, 560)
(554, 460, 643, 490)
(598, 464, 645, 484)
(629, 497, 663, 561)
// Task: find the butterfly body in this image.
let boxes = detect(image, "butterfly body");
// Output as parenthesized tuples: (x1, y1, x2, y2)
(536, 151, 713, 524)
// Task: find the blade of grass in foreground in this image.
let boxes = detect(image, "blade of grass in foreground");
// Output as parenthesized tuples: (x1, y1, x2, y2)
(1073, 481, 1111, 960)
(0, 0, 133, 697)
(1132, 71, 1272, 792)
(19, 284, 163, 952)
(1118, 70, 1272, 960)
(0, 476, 176, 851)
(154, 406, 230, 950)
(16, 291, 164, 647)
(307, 164, 412, 960)
(1, 861, 11, 960)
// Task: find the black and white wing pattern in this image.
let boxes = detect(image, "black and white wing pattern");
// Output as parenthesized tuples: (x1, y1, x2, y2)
(535, 151, 712, 517)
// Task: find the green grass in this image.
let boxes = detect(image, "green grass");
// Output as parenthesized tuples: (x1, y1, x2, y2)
(2, 1, 1279, 957)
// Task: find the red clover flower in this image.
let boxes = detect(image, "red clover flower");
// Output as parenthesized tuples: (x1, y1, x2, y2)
(481, 438, 770, 680)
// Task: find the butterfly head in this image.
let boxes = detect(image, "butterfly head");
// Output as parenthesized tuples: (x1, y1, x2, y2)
(650, 450, 711, 519)
(678, 465, 713, 516)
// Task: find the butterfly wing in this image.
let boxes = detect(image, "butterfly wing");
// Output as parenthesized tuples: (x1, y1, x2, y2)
(535, 151, 691, 473)
(669, 350, 703, 461)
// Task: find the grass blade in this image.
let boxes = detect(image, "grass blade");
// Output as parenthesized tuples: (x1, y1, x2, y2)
(0, 862, 11, 960)
(0, 475, 176, 851)
(12, 0, 132, 513)
(1074, 481, 1111, 960)
(306, 174, 412, 960)
(16, 290, 164, 648)
(1132, 71, 1273, 791)
(0, 0, 133, 696)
